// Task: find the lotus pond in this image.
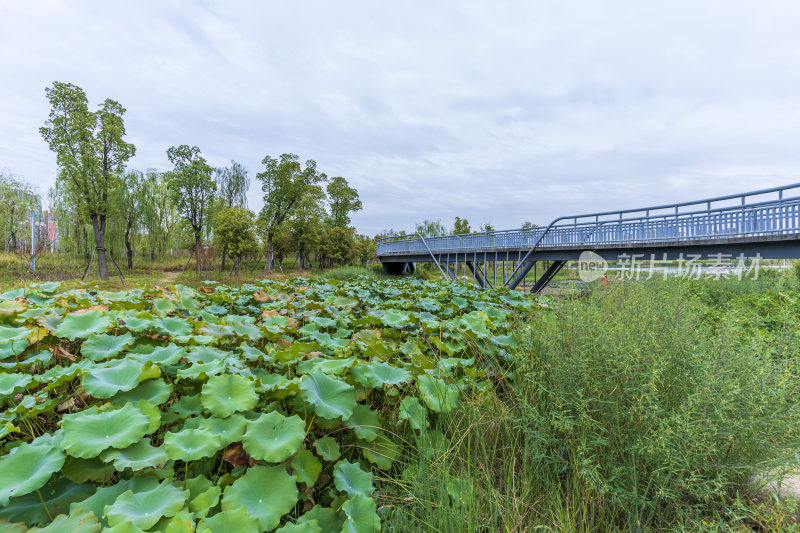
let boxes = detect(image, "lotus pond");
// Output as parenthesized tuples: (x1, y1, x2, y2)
(0, 276, 535, 532)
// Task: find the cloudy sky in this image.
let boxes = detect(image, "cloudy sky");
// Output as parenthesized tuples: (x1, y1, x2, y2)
(2, 1, 800, 235)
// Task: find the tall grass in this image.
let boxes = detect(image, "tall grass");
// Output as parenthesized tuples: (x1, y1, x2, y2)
(386, 279, 800, 531)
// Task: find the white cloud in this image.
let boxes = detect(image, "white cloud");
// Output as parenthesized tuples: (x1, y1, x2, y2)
(2, 0, 800, 234)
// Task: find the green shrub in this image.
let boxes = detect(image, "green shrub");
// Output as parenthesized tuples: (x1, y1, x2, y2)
(321, 265, 376, 280)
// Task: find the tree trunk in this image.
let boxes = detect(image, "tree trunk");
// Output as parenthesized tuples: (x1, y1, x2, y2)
(125, 218, 133, 269)
(150, 248, 155, 261)
(263, 234, 274, 275)
(90, 214, 109, 280)
(9, 232, 16, 252)
(234, 255, 241, 276)
(221, 243, 228, 272)
(194, 232, 202, 273)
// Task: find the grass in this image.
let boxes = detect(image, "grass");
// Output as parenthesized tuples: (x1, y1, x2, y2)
(385, 276, 800, 531)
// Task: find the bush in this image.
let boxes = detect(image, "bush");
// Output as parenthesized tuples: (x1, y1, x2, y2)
(514, 280, 800, 528)
(321, 265, 376, 280)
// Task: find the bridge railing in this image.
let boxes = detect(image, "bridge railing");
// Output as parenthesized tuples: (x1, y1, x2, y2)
(377, 183, 800, 256)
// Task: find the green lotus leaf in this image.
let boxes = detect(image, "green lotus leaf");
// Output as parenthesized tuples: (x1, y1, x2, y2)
(0, 339, 28, 361)
(313, 437, 341, 461)
(416, 374, 459, 413)
(103, 522, 147, 532)
(0, 373, 32, 399)
(457, 311, 491, 337)
(164, 428, 223, 462)
(225, 315, 262, 340)
(296, 357, 356, 376)
(0, 475, 95, 526)
(292, 449, 322, 486)
(105, 480, 189, 530)
(0, 520, 27, 533)
(189, 414, 248, 446)
(167, 394, 203, 418)
(341, 494, 381, 533)
(80, 333, 134, 361)
(54, 311, 113, 340)
(100, 438, 169, 470)
(154, 317, 193, 337)
(222, 465, 299, 531)
(350, 361, 411, 389)
(0, 325, 32, 343)
(120, 316, 155, 333)
(176, 360, 226, 380)
(298, 505, 343, 532)
(299, 371, 356, 420)
(334, 460, 375, 498)
(398, 397, 429, 430)
(345, 404, 381, 442)
(70, 478, 158, 528)
(359, 433, 400, 470)
(153, 297, 177, 315)
(152, 509, 196, 533)
(36, 282, 61, 294)
(197, 505, 259, 533)
(0, 441, 65, 505)
(61, 456, 114, 483)
(201, 374, 258, 418)
(380, 309, 411, 328)
(188, 485, 221, 519)
(81, 359, 148, 398)
(27, 508, 100, 533)
(138, 344, 186, 366)
(276, 520, 322, 533)
(185, 345, 228, 364)
(37, 313, 64, 334)
(111, 378, 172, 406)
(61, 403, 150, 458)
(242, 411, 306, 462)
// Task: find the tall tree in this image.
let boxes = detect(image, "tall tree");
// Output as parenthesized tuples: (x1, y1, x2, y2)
(256, 154, 327, 274)
(479, 222, 495, 233)
(326, 176, 362, 227)
(118, 170, 147, 268)
(213, 207, 257, 275)
(453, 216, 471, 235)
(165, 145, 216, 273)
(40, 82, 135, 279)
(214, 161, 250, 270)
(415, 219, 447, 237)
(0, 171, 38, 251)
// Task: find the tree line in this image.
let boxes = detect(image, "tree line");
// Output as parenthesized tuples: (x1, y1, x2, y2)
(32, 81, 373, 279)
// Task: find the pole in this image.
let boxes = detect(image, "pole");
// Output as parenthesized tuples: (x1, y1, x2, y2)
(30, 210, 36, 272)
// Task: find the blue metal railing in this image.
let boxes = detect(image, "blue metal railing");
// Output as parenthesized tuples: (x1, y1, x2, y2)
(377, 183, 800, 256)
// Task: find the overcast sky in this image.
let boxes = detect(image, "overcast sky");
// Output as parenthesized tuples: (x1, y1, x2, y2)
(2, 1, 800, 235)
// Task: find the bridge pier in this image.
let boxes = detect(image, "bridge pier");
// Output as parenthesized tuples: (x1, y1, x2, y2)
(381, 261, 415, 276)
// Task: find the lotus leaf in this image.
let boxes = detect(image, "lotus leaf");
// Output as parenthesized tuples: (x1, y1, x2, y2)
(345, 404, 381, 442)
(222, 465, 299, 531)
(296, 357, 355, 376)
(0, 299, 26, 316)
(62, 456, 114, 483)
(0, 339, 28, 360)
(350, 361, 411, 389)
(26, 509, 100, 533)
(111, 378, 172, 406)
(359, 433, 400, 470)
(0, 325, 33, 344)
(341, 494, 380, 533)
(0, 475, 95, 526)
(416, 374, 459, 413)
(0, 441, 65, 505)
(120, 316, 155, 333)
(176, 360, 226, 380)
(380, 309, 411, 328)
(105, 480, 189, 530)
(197, 505, 259, 533)
(292, 449, 322, 486)
(153, 297, 177, 315)
(80, 333, 134, 361)
(100, 438, 169, 470)
(140, 344, 186, 366)
(334, 460, 375, 498)
(190, 414, 248, 446)
(103, 522, 147, 532)
(154, 317, 193, 337)
(299, 371, 356, 420)
(164, 428, 223, 462)
(70, 478, 158, 527)
(0, 373, 32, 399)
(201, 374, 258, 418)
(242, 411, 306, 462)
(276, 521, 322, 533)
(188, 485, 221, 519)
(313, 437, 341, 461)
(61, 403, 150, 458)
(298, 505, 343, 532)
(398, 397, 429, 430)
(54, 311, 113, 340)
(82, 359, 150, 398)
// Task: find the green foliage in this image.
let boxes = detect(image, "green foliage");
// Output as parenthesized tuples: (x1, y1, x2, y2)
(452, 216, 471, 235)
(0, 276, 531, 530)
(326, 176, 362, 227)
(212, 207, 257, 273)
(414, 218, 446, 237)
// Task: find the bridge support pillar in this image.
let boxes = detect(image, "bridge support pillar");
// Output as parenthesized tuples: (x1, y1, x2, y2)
(530, 260, 566, 293)
(382, 262, 415, 276)
(506, 260, 535, 290)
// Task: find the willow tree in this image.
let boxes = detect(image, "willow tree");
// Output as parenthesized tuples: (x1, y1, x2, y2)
(257, 154, 327, 274)
(118, 170, 146, 268)
(214, 160, 249, 270)
(0, 171, 38, 251)
(166, 145, 216, 273)
(40, 82, 135, 279)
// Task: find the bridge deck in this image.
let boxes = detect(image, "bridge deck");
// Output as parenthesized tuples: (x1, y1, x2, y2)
(377, 183, 800, 289)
